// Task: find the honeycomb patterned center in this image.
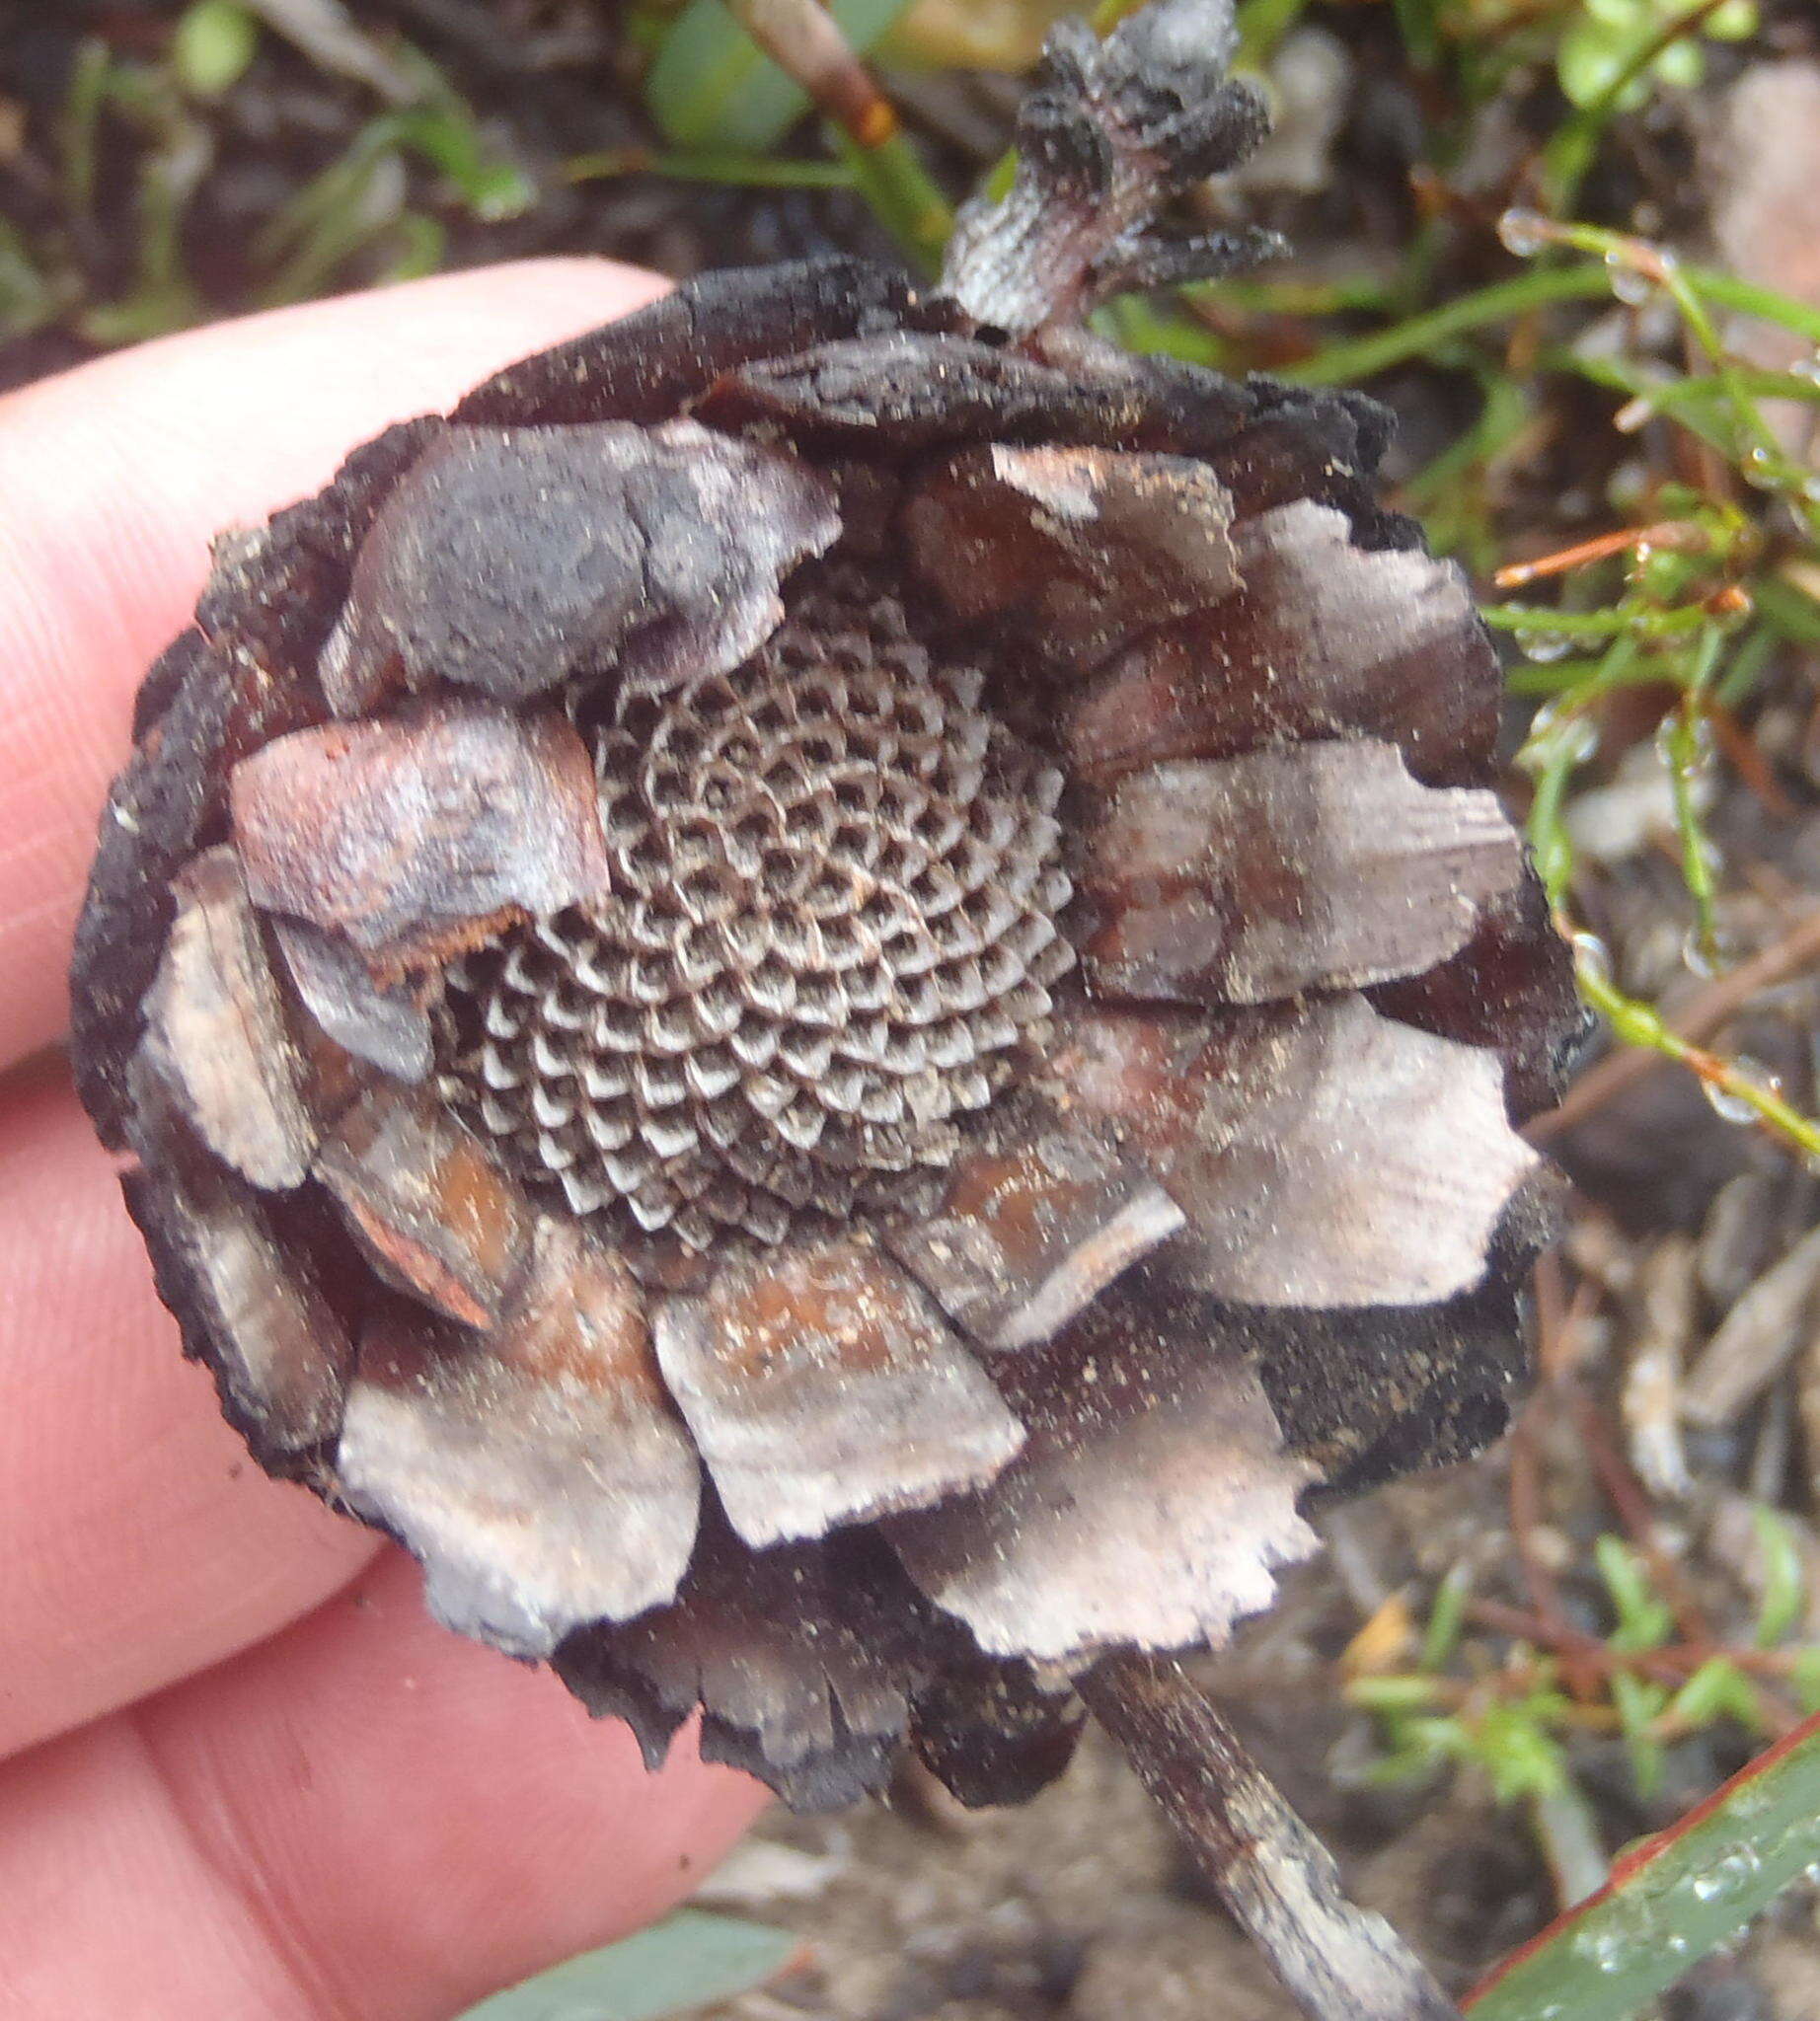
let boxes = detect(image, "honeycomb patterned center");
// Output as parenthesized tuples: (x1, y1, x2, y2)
(436, 588, 1076, 1252)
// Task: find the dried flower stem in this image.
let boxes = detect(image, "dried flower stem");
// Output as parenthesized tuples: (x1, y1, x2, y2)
(1081, 1652, 1462, 2021)
(722, 0, 894, 143)
(720, 0, 953, 272)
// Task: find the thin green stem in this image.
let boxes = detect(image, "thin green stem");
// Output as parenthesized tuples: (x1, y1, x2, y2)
(1663, 628, 1724, 972)
(565, 147, 856, 189)
(1575, 953, 1820, 1160)
(827, 125, 952, 276)
(1278, 266, 1616, 385)
(1486, 601, 1714, 642)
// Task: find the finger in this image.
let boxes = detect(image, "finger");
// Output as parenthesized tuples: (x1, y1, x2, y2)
(0, 258, 666, 1070)
(0, 1056, 378, 1763)
(0, 1551, 769, 2021)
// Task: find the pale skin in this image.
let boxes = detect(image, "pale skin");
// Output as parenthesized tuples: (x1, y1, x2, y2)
(0, 262, 768, 2021)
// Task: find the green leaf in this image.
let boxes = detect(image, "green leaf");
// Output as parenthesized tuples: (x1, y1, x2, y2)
(0, 218, 60, 338)
(1757, 574, 1820, 650)
(456, 1911, 803, 2021)
(1667, 1657, 1761, 1732)
(1557, 23, 1640, 111)
(1610, 1670, 1668, 1799)
(1752, 1508, 1807, 1649)
(1594, 1535, 1675, 1653)
(1467, 1712, 1820, 2020)
(647, 0, 911, 151)
(1419, 1564, 1474, 1673)
(1474, 1703, 1569, 1805)
(397, 104, 535, 222)
(172, 0, 261, 97)
(1346, 1675, 1453, 1713)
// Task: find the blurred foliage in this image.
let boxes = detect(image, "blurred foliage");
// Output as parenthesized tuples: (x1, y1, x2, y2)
(455, 1910, 801, 2021)
(1350, 1517, 1820, 1826)
(644, 0, 911, 151)
(1, 0, 529, 348)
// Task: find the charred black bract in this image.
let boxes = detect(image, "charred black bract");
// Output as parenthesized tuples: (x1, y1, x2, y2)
(70, 0, 1579, 1812)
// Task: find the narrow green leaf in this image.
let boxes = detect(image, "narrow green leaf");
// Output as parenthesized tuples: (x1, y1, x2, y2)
(1666, 1657, 1760, 1732)
(172, 0, 261, 98)
(397, 104, 535, 222)
(1752, 1507, 1806, 1649)
(827, 124, 953, 276)
(457, 1910, 803, 2021)
(647, 0, 910, 151)
(565, 148, 857, 190)
(1794, 1651, 1820, 1715)
(1593, 1535, 1675, 1653)
(1757, 574, 1820, 649)
(0, 218, 60, 338)
(1419, 1564, 1474, 1673)
(1468, 1712, 1820, 2020)
(1278, 265, 1617, 386)
(1346, 1674, 1453, 1713)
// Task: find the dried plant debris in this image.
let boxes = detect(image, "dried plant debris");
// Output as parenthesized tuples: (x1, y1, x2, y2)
(70, 0, 1577, 1815)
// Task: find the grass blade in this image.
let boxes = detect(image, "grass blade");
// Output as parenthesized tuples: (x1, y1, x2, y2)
(1467, 1712, 1820, 2021)
(456, 1909, 804, 2021)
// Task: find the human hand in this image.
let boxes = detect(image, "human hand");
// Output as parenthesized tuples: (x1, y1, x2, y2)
(0, 264, 769, 2021)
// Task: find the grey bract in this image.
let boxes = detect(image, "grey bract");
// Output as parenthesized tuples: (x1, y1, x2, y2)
(71, 221, 1578, 1814)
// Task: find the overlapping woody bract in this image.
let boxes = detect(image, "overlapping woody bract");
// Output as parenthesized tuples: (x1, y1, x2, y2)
(70, 2, 1580, 1810)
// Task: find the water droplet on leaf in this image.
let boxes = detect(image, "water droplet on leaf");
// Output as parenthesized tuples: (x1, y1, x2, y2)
(1605, 253, 1652, 306)
(1498, 208, 1552, 258)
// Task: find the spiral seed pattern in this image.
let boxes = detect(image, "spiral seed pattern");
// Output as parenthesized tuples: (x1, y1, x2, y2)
(437, 587, 1075, 1250)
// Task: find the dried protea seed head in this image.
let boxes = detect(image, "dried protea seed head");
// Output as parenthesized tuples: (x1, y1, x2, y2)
(73, 0, 1584, 1819)
(436, 573, 1075, 1253)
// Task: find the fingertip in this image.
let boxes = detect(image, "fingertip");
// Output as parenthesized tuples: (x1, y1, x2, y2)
(138, 1549, 769, 2021)
(0, 1058, 381, 1760)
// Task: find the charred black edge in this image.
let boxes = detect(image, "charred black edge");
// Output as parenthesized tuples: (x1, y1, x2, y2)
(551, 1518, 966, 1813)
(73, 419, 441, 1147)
(116, 1155, 343, 1481)
(550, 1630, 694, 1771)
(910, 1660, 1087, 1808)
(1368, 872, 1591, 1126)
(452, 259, 961, 428)
(196, 418, 445, 683)
(73, 635, 235, 1148)
(550, 1628, 904, 1812)
(1245, 1178, 1563, 1500)
(693, 329, 1397, 520)
(549, 1627, 908, 1813)
(705, 1711, 901, 1814)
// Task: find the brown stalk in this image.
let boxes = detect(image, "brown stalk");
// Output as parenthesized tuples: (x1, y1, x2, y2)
(1464, 1603, 1802, 1739)
(1082, 1653, 1463, 2021)
(1508, 1397, 1604, 1702)
(1571, 1385, 1712, 1645)
(1491, 520, 1704, 590)
(724, 0, 898, 146)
